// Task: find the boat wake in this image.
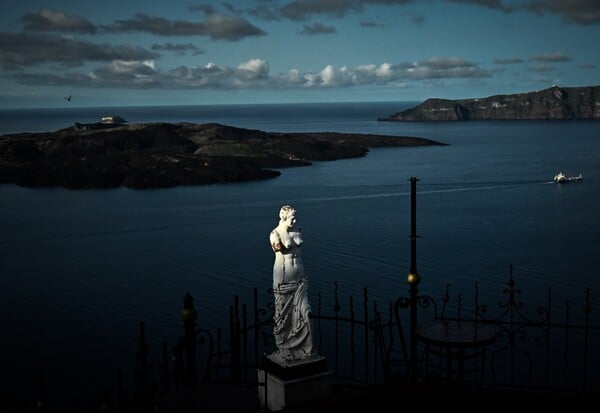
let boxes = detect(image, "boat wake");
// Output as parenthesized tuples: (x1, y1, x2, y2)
(301, 179, 553, 203)
(401, 179, 555, 197)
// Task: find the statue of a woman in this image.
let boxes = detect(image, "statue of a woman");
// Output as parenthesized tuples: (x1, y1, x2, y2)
(269, 205, 316, 361)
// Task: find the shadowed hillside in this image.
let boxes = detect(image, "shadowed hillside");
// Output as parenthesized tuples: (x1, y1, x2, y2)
(379, 85, 600, 121)
(0, 122, 444, 189)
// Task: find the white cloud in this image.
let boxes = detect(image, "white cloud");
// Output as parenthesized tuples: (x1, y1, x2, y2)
(108, 60, 155, 73)
(12, 57, 492, 89)
(237, 58, 269, 79)
(320, 65, 336, 85)
(91, 60, 158, 86)
(284, 68, 304, 84)
(376, 63, 393, 79)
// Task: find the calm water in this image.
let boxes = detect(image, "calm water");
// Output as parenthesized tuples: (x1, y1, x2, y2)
(1, 102, 599, 404)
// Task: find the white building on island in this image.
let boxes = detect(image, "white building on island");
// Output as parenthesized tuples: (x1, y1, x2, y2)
(101, 115, 127, 125)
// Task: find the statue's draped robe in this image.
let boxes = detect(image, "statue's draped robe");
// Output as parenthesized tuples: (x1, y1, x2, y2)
(270, 230, 315, 360)
(273, 276, 314, 359)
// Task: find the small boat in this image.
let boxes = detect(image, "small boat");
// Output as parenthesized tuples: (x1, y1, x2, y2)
(553, 172, 582, 183)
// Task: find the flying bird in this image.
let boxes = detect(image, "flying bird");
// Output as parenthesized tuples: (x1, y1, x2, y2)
(64, 94, 72, 102)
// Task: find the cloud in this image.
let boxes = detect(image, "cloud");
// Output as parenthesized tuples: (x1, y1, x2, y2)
(12, 72, 101, 87)
(274, 58, 491, 87)
(527, 64, 560, 73)
(245, 3, 282, 21)
(13, 60, 160, 88)
(201, 14, 266, 40)
(151, 43, 204, 55)
(90, 60, 159, 86)
(104, 13, 266, 41)
(0, 32, 155, 70)
(401, 57, 492, 79)
(299, 22, 337, 35)
(270, 0, 596, 25)
(281, 0, 363, 20)
(237, 58, 270, 80)
(279, 0, 413, 21)
(202, 2, 282, 21)
(360, 21, 382, 28)
(165, 63, 227, 88)
(13, 60, 161, 89)
(10, 56, 492, 89)
(21, 9, 97, 34)
(526, 0, 600, 25)
(530, 52, 570, 62)
(493, 58, 524, 64)
(446, 0, 512, 13)
(164, 59, 272, 89)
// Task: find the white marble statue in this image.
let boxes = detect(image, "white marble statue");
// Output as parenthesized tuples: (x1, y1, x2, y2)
(269, 205, 316, 361)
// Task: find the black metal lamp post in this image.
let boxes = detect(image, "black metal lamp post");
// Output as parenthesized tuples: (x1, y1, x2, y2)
(407, 177, 421, 382)
(182, 292, 198, 387)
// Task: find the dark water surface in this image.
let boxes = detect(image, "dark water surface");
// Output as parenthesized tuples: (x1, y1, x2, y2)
(1, 102, 599, 404)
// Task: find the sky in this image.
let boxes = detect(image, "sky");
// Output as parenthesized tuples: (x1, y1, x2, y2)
(0, 0, 599, 108)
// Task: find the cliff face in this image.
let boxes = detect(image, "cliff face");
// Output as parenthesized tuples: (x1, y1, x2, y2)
(380, 85, 600, 121)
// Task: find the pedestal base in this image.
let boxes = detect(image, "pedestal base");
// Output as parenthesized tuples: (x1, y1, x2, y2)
(257, 354, 332, 411)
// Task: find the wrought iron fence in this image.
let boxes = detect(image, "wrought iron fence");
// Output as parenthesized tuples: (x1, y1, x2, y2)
(12, 269, 599, 413)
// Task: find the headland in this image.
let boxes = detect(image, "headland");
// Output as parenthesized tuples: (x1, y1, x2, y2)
(0, 122, 444, 189)
(379, 85, 600, 121)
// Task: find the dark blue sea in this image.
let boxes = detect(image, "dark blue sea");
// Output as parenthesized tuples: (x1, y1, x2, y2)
(1, 102, 599, 404)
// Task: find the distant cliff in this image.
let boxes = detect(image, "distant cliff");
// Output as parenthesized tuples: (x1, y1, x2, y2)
(379, 85, 600, 121)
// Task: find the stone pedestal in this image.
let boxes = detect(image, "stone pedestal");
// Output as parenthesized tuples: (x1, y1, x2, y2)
(257, 354, 332, 411)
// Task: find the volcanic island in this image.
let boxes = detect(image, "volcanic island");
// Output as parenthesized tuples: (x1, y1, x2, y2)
(0, 122, 445, 189)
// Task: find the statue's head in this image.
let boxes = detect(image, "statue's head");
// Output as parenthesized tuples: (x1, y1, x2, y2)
(279, 205, 296, 223)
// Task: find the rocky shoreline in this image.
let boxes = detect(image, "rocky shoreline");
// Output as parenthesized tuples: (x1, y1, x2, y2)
(0, 122, 444, 189)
